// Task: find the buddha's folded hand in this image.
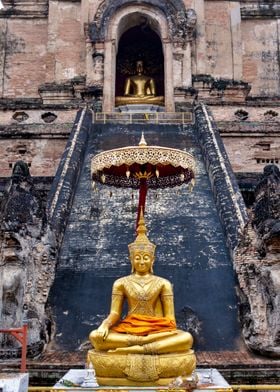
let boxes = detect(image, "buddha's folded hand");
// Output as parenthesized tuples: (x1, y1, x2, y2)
(97, 323, 110, 340)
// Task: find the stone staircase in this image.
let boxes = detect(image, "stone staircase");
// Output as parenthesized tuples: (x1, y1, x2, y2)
(47, 105, 247, 352)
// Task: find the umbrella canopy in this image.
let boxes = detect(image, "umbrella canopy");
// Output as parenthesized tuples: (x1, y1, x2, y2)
(91, 134, 196, 224)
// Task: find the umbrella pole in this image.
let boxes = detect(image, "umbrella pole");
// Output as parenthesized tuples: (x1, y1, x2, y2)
(136, 178, 148, 228)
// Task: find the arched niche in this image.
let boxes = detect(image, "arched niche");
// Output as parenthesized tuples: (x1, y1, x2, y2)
(115, 24, 164, 97)
(102, 5, 174, 112)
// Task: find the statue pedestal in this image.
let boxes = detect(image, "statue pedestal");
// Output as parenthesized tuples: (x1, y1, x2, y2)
(87, 349, 196, 386)
(54, 368, 232, 390)
(115, 104, 165, 113)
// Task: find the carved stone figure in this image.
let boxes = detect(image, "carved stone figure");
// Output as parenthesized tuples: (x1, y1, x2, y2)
(88, 212, 196, 385)
(0, 161, 56, 358)
(253, 164, 280, 257)
(234, 164, 280, 358)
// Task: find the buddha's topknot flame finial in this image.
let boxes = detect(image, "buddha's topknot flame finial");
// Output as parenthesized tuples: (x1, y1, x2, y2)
(128, 208, 156, 258)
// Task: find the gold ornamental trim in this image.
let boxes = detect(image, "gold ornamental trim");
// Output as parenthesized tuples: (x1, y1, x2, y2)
(91, 145, 196, 174)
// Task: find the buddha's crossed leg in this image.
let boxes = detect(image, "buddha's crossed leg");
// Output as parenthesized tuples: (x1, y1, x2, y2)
(90, 329, 193, 354)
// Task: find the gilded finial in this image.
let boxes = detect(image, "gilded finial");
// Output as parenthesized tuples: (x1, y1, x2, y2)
(139, 132, 147, 147)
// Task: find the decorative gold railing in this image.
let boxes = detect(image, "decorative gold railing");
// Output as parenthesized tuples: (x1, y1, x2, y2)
(231, 386, 280, 391)
(27, 385, 280, 392)
(93, 112, 193, 124)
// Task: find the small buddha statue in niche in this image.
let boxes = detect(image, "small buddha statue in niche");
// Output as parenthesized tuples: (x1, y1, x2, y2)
(88, 212, 196, 386)
(115, 60, 164, 107)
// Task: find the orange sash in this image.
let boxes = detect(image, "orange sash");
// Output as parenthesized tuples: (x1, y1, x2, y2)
(112, 313, 176, 336)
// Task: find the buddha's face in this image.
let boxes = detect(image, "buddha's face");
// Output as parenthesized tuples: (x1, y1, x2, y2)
(131, 251, 154, 275)
(136, 61, 143, 75)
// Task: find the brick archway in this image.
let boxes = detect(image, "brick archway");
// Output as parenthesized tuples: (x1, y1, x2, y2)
(89, 0, 192, 43)
(102, 5, 174, 111)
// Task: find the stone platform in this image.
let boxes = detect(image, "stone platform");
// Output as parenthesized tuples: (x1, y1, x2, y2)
(54, 368, 232, 391)
(0, 373, 29, 392)
(115, 104, 165, 112)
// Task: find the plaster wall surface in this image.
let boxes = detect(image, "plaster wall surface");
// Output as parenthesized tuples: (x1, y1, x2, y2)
(0, 19, 48, 98)
(0, 139, 67, 177)
(242, 19, 280, 97)
(47, 1, 85, 83)
(0, 109, 77, 125)
(222, 136, 280, 173)
(204, 1, 234, 79)
(209, 106, 280, 173)
(191, 0, 206, 75)
(211, 106, 280, 122)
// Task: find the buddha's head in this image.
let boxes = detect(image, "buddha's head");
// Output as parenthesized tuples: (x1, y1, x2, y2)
(136, 60, 144, 75)
(128, 210, 156, 274)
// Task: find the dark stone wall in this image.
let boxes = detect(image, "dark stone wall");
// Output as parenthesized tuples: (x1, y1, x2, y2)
(48, 122, 241, 352)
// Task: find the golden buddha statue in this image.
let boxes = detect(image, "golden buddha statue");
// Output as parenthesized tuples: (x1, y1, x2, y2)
(87, 212, 196, 386)
(115, 60, 164, 107)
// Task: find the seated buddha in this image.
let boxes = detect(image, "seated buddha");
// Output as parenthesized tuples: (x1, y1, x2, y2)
(88, 212, 196, 386)
(115, 60, 164, 107)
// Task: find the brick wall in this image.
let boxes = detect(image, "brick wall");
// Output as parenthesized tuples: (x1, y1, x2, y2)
(242, 19, 280, 97)
(1, 19, 48, 98)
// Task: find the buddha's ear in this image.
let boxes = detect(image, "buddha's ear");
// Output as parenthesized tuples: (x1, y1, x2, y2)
(130, 256, 135, 273)
(150, 258, 154, 274)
